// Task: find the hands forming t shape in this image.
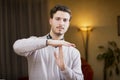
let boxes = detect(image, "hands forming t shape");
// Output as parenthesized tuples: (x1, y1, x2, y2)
(54, 46, 65, 71)
(47, 39, 76, 71)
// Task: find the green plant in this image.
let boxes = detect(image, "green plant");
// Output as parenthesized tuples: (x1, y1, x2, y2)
(97, 41, 120, 80)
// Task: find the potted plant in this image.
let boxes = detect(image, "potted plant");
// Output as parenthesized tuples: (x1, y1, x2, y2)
(97, 41, 120, 80)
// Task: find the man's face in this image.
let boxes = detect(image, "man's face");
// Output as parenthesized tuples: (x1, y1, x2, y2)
(49, 11, 70, 35)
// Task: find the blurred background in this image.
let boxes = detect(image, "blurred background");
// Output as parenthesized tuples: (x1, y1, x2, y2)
(0, 0, 120, 80)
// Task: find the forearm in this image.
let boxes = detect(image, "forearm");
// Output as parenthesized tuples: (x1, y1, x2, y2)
(61, 49, 84, 80)
(13, 37, 47, 55)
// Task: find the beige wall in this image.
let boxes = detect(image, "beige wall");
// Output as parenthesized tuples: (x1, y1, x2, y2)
(48, 0, 120, 80)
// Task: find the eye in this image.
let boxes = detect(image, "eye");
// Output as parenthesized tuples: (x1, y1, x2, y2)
(55, 17, 60, 21)
(63, 18, 69, 22)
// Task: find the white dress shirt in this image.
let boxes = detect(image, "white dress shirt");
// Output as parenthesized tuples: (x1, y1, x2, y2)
(13, 35, 84, 80)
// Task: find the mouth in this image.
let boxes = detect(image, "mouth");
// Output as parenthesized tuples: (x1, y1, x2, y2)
(56, 26, 64, 30)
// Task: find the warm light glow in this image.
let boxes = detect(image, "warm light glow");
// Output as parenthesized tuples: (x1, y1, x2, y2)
(79, 26, 93, 31)
(74, 15, 94, 28)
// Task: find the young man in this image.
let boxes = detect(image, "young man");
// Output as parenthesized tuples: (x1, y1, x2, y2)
(13, 5, 83, 80)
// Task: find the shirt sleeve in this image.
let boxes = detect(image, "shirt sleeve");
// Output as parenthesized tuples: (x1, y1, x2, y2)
(13, 36, 47, 56)
(61, 48, 84, 80)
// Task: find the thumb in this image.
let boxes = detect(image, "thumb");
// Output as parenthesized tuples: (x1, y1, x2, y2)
(54, 51, 58, 60)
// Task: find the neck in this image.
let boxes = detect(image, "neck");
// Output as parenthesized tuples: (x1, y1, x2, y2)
(49, 32, 64, 40)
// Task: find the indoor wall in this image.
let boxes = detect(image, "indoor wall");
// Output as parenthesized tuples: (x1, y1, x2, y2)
(48, 0, 120, 80)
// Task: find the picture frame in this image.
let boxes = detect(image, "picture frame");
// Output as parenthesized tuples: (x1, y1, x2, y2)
(117, 16, 120, 36)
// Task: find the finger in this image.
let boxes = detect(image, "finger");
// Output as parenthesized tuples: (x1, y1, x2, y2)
(63, 41, 76, 47)
(54, 51, 58, 60)
(66, 43, 76, 47)
(70, 43, 76, 47)
(59, 46, 63, 58)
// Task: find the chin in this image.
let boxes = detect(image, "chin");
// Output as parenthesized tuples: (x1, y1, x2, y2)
(56, 32, 64, 35)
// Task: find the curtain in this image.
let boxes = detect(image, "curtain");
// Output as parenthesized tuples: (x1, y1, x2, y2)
(0, 0, 49, 80)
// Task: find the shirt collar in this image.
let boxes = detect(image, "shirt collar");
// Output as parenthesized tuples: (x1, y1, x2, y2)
(47, 33, 64, 40)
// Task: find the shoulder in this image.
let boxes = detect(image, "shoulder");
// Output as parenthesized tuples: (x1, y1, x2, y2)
(69, 46, 80, 53)
(64, 46, 80, 56)
(30, 34, 48, 39)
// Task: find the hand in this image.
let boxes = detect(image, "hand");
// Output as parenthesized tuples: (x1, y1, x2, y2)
(47, 39, 76, 47)
(54, 46, 65, 71)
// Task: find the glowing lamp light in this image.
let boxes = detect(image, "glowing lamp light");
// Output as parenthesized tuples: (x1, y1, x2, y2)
(79, 26, 93, 31)
(78, 26, 93, 61)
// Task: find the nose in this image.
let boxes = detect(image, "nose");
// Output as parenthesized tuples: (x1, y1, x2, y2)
(59, 19, 64, 25)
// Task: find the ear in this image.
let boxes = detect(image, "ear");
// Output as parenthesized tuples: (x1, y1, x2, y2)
(49, 18, 52, 25)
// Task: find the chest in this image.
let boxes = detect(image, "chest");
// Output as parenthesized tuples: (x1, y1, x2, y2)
(33, 46, 73, 66)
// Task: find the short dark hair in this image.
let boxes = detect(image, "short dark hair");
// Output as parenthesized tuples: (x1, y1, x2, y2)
(50, 4, 72, 20)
